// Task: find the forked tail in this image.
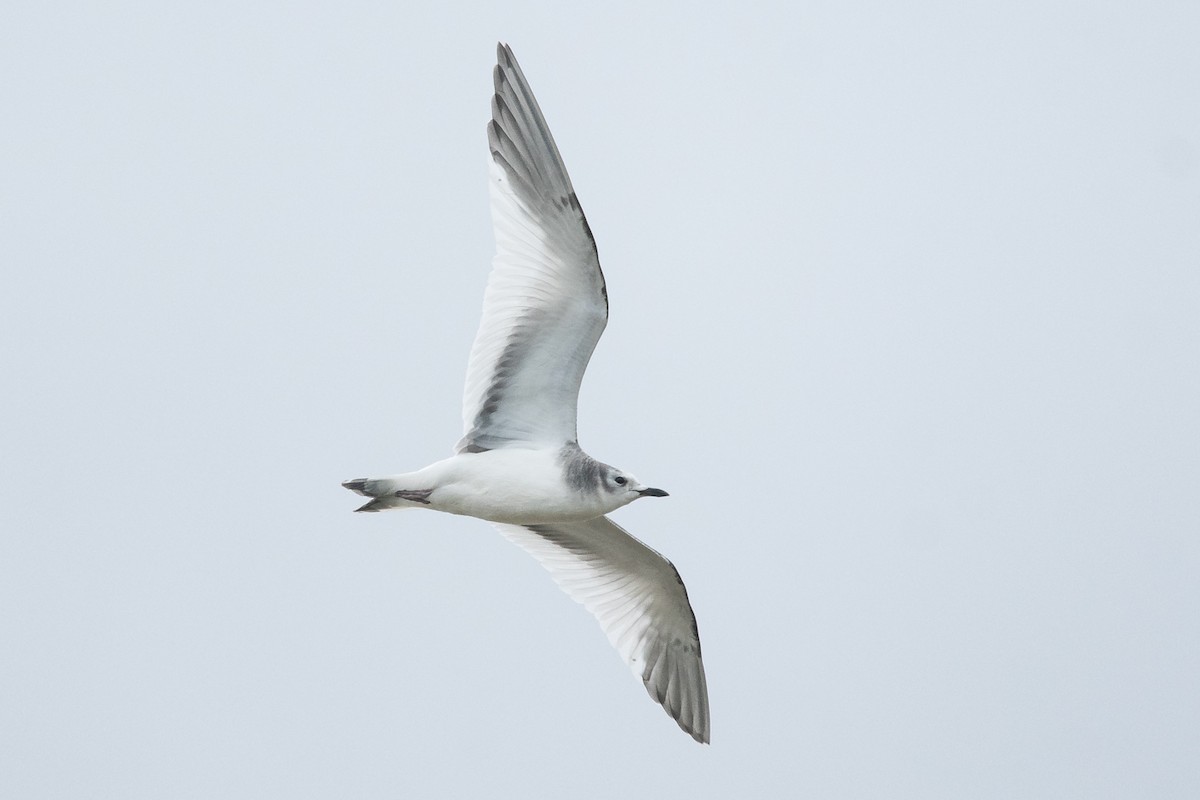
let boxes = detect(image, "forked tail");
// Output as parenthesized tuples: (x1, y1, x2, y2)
(341, 477, 433, 512)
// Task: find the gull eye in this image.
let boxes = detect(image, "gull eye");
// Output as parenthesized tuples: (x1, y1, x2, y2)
(613, 476, 627, 486)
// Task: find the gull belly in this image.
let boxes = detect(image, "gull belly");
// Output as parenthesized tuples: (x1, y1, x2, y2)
(426, 449, 618, 524)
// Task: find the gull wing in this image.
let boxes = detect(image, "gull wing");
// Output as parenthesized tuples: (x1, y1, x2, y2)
(494, 516, 710, 743)
(457, 43, 609, 454)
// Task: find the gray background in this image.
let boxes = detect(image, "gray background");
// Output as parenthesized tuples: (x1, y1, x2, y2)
(3, 1, 1198, 797)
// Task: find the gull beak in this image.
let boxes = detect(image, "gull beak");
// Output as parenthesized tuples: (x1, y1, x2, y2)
(638, 487, 669, 498)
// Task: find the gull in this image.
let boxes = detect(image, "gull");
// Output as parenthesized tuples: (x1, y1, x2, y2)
(342, 43, 709, 744)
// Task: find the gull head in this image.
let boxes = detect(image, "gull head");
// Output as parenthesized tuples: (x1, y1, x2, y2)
(560, 443, 668, 511)
(603, 466, 669, 504)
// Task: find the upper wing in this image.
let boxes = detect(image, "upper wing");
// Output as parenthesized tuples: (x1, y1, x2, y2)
(494, 516, 710, 743)
(457, 43, 609, 454)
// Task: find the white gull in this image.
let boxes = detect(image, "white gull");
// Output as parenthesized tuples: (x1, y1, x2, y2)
(343, 43, 709, 744)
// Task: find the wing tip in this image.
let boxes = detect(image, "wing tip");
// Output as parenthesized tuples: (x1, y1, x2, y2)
(639, 636, 710, 744)
(495, 42, 517, 80)
(664, 687, 711, 744)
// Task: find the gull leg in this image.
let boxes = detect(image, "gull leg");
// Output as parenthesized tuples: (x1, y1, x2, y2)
(393, 489, 432, 504)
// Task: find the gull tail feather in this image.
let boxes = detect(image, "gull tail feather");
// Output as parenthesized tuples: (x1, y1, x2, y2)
(341, 477, 432, 512)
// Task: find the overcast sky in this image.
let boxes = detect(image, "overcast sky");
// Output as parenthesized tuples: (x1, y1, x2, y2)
(3, 2, 1199, 798)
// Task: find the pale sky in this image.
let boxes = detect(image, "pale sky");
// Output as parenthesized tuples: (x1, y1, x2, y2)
(3, 2, 1199, 798)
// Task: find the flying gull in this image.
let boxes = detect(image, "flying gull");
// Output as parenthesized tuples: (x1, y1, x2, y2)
(343, 43, 709, 743)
